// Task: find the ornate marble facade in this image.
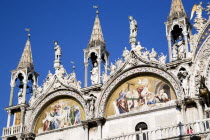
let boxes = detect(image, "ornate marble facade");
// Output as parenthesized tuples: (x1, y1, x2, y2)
(2, 1, 210, 140)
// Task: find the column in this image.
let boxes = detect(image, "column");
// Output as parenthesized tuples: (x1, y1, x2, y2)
(9, 86, 15, 106)
(20, 107, 25, 125)
(97, 121, 102, 139)
(84, 62, 88, 87)
(181, 104, 186, 123)
(84, 123, 89, 140)
(183, 31, 189, 58)
(97, 58, 101, 84)
(22, 82, 27, 104)
(167, 36, 172, 62)
(105, 55, 109, 74)
(195, 100, 204, 120)
(7, 110, 11, 127)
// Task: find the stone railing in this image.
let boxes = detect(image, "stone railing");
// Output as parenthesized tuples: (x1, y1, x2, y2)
(2, 124, 27, 137)
(102, 118, 210, 140)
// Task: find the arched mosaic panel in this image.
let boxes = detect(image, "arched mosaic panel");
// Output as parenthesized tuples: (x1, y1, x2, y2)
(97, 67, 182, 117)
(105, 76, 176, 117)
(28, 91, 86, 132)
(34, 98, 85, 134)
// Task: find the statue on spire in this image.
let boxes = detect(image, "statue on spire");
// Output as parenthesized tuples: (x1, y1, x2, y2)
(54, 41, 62, 62)
(129, 16, 137, 46)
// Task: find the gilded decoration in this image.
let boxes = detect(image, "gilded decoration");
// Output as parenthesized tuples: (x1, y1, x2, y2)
(35, 98, 85, 134)
(14, 111, 21, 125)
(106, 76, 176, 117)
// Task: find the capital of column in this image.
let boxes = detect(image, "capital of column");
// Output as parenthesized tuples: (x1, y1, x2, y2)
(20, 107, 26, 112)
(96, 120, 102, 126)
(7, 110, 11, 114)
(166, 35, 171, 40)
(84, 62, 89, 67)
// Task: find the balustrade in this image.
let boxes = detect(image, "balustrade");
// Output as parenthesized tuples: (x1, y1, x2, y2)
(2, 124, 27, 136)
(102, 118, 210, 140)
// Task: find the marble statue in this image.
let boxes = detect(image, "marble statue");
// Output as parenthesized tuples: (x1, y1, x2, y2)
(172, 45, 178, 61)
(132, 42, 144, 55)
(110, 63, 116, 75)
(18, 88, 24, 104)
(149, 48, 157, 61)
(54, 41, 62, 62)
(158, 53, 167, 64)
(122, 47, 130, 61)
(129, 16, 137, 38)
(176, 36, 185, 59)
(115, 58, 124, 69)
(142, 50, 149, 60)
(91, 63, 99, 85)
(102, 72, 109, 83)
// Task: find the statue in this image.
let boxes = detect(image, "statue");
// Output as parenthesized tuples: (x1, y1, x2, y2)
(102, 72, 109, 83)
(91, 63, 99, 85)
(110, 63, 116, 75)
(18, 88, 24, 104)
(142, 50, 149, 60)
(158, 53, 167, 64)
(54, 41, 62, 62)
(149, 48, 157, 61)
(172, 45, 178, 61)
(191, 2, 204, 20)
(190, 2, 207, 32)
(115, 58, 123, 69)
(132, 42, 144, 55)
(83, 94, 96, 119)
(122, 47, 130, 61)
(129, 16, 137, 45)
(176, 36, 185, 59)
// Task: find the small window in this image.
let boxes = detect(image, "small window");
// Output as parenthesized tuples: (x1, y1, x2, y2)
(135, 122, 148, 140)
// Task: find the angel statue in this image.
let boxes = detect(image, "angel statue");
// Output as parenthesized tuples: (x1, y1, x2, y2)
(190, 2, 204, 20)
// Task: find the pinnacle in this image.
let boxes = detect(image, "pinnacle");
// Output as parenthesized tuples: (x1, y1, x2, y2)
(17, 38, 34, 69)
(168, 0, 187, 21)
(88, 14, 105, 48)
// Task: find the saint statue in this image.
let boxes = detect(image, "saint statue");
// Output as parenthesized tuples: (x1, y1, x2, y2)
(129, 16, 137, 38)
(91, 63, 99, 85)
(54, 41, 62, 61)
(172, 36, 185, 60)
(18, 88, 24, 104)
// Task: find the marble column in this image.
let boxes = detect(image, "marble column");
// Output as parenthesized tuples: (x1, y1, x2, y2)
(22, 82, 27, 104)
(97, 121, 102, 139)
(9, 86, 15, 106)
(84, 62, 88, 87)
(97, 58, 101, 84)
(84, 123, 89, 140)
(20, 107, 25, 126)
(195, 100, 204, 120)
(7, 110, 11, 127)
(167, 36, 172, 62)
(181, 104, 186, 123)
(183, 31, 189, 58)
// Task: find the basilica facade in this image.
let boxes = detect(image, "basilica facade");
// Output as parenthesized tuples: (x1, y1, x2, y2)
(2, 0, 210, 140)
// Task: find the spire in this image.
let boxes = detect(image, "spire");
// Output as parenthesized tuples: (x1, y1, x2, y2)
(168, 0, 187, 21)
(17, 33, 34, 69)
(88, 8, 105, 48)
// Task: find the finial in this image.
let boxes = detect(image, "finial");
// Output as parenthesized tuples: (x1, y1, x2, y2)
(25, 28, 30, 39)
(93, 6, 99, 15)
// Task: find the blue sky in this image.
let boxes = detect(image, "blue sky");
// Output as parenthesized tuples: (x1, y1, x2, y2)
(0, 0, 208, 137)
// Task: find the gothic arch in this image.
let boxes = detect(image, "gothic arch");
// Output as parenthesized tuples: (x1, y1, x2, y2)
(27, 90, 87, 133)
(11, 70, 27, 87)
(96, 66, 183, 117)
